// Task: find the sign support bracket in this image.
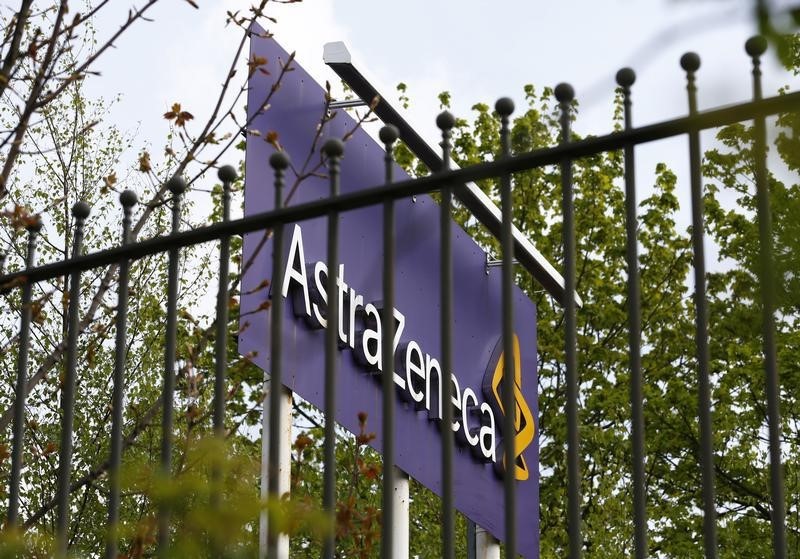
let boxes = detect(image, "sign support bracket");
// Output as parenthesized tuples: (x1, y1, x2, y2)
(323, 41, 582, 309)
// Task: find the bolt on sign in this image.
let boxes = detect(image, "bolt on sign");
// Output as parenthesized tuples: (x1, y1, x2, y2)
(240, 26, 539, 558)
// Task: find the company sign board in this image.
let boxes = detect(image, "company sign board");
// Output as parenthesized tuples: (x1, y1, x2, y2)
(240, 28, 539, 557)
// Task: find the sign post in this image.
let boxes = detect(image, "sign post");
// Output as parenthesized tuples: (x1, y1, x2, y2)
(259, 380, 291, 559)
(393, 467, 410, 559)
(477, 526, 501, 559)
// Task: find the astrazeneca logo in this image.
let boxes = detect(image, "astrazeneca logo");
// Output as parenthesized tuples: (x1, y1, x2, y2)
(482, 334, 535, 481)
(280, 224, 533, 479)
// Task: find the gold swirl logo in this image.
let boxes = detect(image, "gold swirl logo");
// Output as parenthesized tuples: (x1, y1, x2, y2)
(483, 334, 535, 481)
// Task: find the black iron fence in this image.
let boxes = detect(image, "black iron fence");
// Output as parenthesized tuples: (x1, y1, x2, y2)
(0, 36, 796, 558)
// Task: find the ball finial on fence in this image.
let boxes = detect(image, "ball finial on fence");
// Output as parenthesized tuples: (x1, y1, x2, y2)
(72, 201, 91, 220)
(680, 52, 701, 72)
(269, 151, 290, 170)
(495, 97, 515, 117)
(167, 175, 187, 195)
(25, 216, 42, 233)
(379, 124, 399, 146)
(745, 35, 768, 57)
(322, 138, 345, 158)
(554, 83, 575, 103)
(436, 110, 456, 131)
(615, 68, 636, 88)
(218, 165, 238, 183)
(120, 190, 138, 208)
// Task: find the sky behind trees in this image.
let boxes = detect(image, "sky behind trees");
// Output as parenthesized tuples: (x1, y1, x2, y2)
(84, 0, 800, 237)
(89, 1, 798, 139)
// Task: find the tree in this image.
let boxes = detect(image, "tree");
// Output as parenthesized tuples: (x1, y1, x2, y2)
(1, 0, 798, 556)
(398, 50, 799, 556)
(0, 1, 310, 556)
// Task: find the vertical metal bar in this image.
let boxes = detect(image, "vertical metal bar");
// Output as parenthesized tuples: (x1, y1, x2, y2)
(681, 52, 719, 559)
(56, 201, 91, 557)
(380, 127, 410, 559)
(322, 139, 343, 559)
(379, 125, 400, 559)
(555, 82, 582, 559)
(267, 151, 290, 558)
(214, 167, 237, 438)
(7, 219, 41, 526)
(436, 110, 456, 559)
(105, 191, 138, 559)
(495, 97, 517, 559)
(467, 520, 476, 559)
(158, 175, 186, 556)
(745, 35, 787, 559)
(210, 166, 236, 555)
(616, 67, 648, 559)
(436, 111, 456, 559)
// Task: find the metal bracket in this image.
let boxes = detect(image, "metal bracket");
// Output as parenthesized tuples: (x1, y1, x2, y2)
(324, 40, 583, 308)
(329, 99, 368, 109)
(485, 253, 519, 275)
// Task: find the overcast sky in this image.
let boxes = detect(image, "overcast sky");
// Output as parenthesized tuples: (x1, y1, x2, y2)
(89, 1, 796, 138)
(84, 0, 799, 242)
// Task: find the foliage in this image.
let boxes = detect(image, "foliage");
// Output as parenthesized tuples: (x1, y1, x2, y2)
(389, 61, 800, 556)
(0, 1, 304, 556)
(0, 0, 798, 556)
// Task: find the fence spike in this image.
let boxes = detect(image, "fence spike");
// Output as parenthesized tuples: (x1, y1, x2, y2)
(267, 150, 289, 558)
(218, 164, 238, 185)
(436, 109, 457, 559)
(495, 96, 520, 559)
(555, 81, 582, 559)
(106, 190, 137, 559)
(213, 166, 235, 417)
(56, 202, 91, 557)
(682, 51, 720, 559)
(321, 140, 342, 559)
(214, 165, 236, 434)
(616, 66, 649, 559)
(7, 218, 42, 527)
(209, 166, 235, 553)
(158, 176, 185, 556)
(746, 35, 787, 559)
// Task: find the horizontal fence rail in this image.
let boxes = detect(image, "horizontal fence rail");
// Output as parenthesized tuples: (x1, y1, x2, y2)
(1, 88, 798, 292)
(0, 38, 792, 558)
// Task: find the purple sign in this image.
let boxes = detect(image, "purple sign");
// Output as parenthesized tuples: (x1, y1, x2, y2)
(240, 28, 539, 557)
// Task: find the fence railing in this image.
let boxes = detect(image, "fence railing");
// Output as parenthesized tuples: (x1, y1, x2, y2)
(0, 36, 796, 558)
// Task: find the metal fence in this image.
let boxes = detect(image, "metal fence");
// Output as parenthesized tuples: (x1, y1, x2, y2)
(0, 36, 796, 558)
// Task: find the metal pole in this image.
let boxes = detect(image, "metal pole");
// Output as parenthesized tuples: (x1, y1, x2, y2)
(265, 151, 292, 559)
(746, 35, 787, 559)
(437, 110, 456, 559)
(476, 526, 501, 559)
(260, 380, 292, 559)
(617, 66, 649, 559)
(158, 175, 186, 557)
(392, 467, 410, 559)
(106, 190, 138, 559)
(467, 520, 476, 559)
(322, 138, 343, 559)
(7, 219, 41, 526)
(556, 82, 582, 559)
(379, 125, 406, 559)
(56, 201, 91, 557)
(496, 96, 518, 559)
(681, 52, 719, 559)
(214, 166, 237, 438)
